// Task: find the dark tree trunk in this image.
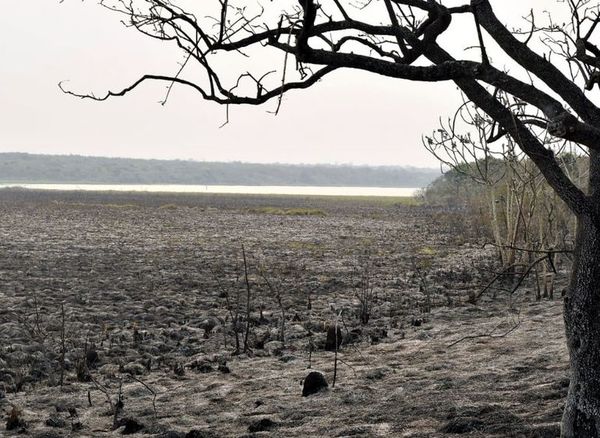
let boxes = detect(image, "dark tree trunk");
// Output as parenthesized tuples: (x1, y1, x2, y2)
(562, 152, 600, 437)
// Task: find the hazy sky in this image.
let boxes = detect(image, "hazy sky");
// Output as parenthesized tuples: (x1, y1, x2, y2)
(0, 1, 560, 166)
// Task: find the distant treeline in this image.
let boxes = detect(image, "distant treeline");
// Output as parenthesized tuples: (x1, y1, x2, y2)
(0, 153, 439, 187)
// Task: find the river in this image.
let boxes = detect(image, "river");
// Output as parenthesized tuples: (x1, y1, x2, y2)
(0, 184, 420, 197)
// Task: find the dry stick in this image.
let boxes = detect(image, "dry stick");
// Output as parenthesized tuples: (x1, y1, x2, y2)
(277, 289, 285, 346)
(113, 378, 123, 429)
(60, 303, 66, 388)
(336, 357, 358, 379)
(411, 259, 431, 312)
(474, 264, 520, 302)
(534, 259, 542, 301)
(332, 310, 341, 388)
(90, 374, 123, 429)
(161, 50, 193, 106)
(272, 21, 297, 115)
(332, 310, 360, 382)
(242, 245, 252, 353)
(340, 312, 366, 361)
(447, 318, 521, 348)
(89, 374, 115, 417)
(474, 257, 546, 303)
(212, 266, 240, 353)
(509, 255, 552, 296)
(355, 265, 374, 325)
(332, 324, 338, 387)
(483, 241, 573, 255)
(261, 271, 286, 346)
(130, 375, 157, 419)
(15, 311, 34, 341)
(307, 290, 314, 369)
(33, 292, 43, 339)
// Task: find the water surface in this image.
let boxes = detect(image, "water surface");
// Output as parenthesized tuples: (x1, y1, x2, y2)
(0, 184, 420, 197)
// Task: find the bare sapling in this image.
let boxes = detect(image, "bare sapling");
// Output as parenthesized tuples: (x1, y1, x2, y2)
(129, 375, 158, 419)
(242, 244, 252, 353)
(412, 259, 432, 313)
(332, 309, 341, 388)
(60, 303, 66, 387)
(212, 263, 242, 353)
(89, 374, 123, 430)
(259, 268, 286, 346)
(307, 293, 314, 370)
(354, 264, 375, 325)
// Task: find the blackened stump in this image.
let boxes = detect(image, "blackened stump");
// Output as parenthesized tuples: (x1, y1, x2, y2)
(302, 371, 328, 396)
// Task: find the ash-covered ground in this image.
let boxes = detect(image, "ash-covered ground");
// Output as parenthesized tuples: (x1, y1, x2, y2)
(0, 189, 567, 437)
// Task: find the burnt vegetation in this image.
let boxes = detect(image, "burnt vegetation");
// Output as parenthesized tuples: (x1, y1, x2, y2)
(0, 189, 569, 436)
(7, 0, 600, 435)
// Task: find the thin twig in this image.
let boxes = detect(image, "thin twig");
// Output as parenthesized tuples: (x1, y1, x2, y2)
(447, 318, 521, 348)
(60, 303, 66, 387)
(129, 375, 157, 418)
(242, 244, 252, 353)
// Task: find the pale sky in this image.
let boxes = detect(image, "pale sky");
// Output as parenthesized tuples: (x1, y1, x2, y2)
(0, 1, 561, 167)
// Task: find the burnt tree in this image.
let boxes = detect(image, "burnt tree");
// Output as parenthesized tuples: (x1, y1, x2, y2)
(64, 1, 600, 435)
